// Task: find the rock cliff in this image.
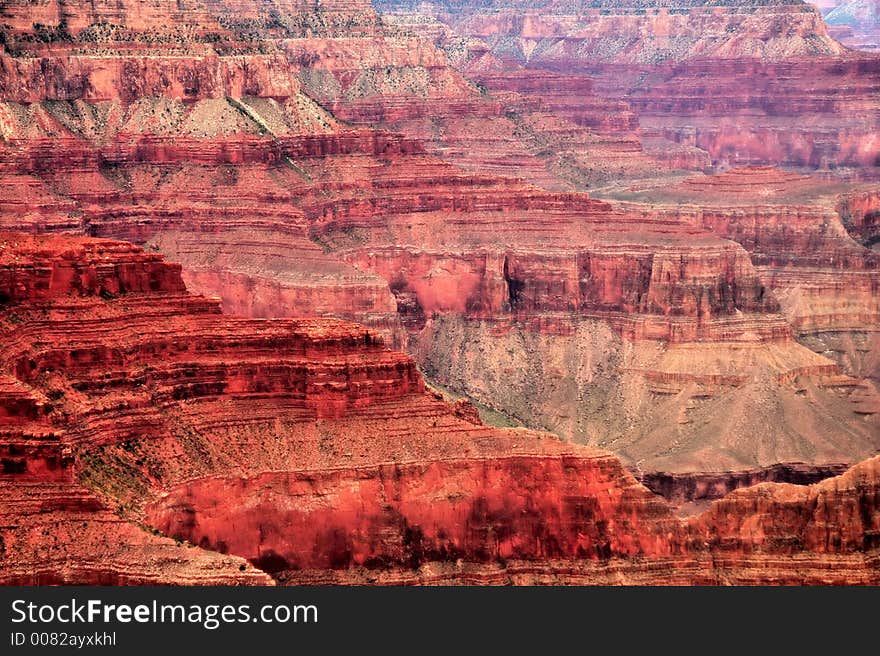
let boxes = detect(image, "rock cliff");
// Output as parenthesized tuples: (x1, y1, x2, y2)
(0, 0, 877, 513)
(1, 232, 877, 585)
(378, 0, 880, 169)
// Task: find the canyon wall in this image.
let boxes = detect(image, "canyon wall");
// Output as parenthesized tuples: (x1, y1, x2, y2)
(0, 234, 272, 584)
(604, 167, 880, 386)
(411, 314, 879, 477)
(692, 455, 880, 560)
(378, 0, 880, 169)
(0, 0, 877, 506)
(273, 455, 880, 585)
(381, 0, 845, 62)
(1, 232, 878, 585)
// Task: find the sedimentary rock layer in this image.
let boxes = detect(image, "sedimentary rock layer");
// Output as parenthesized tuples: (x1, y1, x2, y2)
(379, 0, 880, 169)
(603, 167, 880, 384)
(639, 462, 850, 506)
(692, 455, 880, 560)
(0, 0, 877, 491)
(0, 232, 420, 583)
(0, 234, 272, 584)
(0, 233, 877, 585)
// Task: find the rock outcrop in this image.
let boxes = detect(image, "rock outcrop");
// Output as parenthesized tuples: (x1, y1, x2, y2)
(690, 455, 880, 577)
(0, 0, 877, 511)
(837, 188, 880, 249)
(0, 234, 273, 584)
(277, 456, 880, 585)
(1, 232, 878, 585)
(378, 0, 845, 61)
(378, 0, 880, 169)
(0, 232, 421, 583)
(604, 167, 880, 384)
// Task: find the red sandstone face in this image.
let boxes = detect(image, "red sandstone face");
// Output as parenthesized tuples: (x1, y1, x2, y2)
(0, 1, 878, 585)
(0, 233, 877, 585)
(378, 0, 879, 169)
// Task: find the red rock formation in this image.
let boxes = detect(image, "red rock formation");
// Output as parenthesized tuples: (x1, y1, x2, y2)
(0, 232, 186, 300)
(626, 57, 880, 168)
(605, 167, 880, 382)
(1, 0, 594, 193)
(286, 456, 880, 585)
(0, 0, 877, 504)
(0, 478, 274, 585)
(380, 1, 845, 62)
(149, 231, 403, 343)
(0, 231, 422, 583)
(146, 451, 686, 573)
(0, 80, 786, 344)
(0, 234, 273, 584)
(379, 0, 880, 169)
(0, 96, 421, 333)
(367, 12, 708, 187)
(691, 455, 880, 563)
(838, 187, 880, 247)
(1, 81, 875, 483)
(639, 462, 850, 507)
(0, 232, 678, 581)
(0, 232, 878, 585)
(146, 448, 880, 584)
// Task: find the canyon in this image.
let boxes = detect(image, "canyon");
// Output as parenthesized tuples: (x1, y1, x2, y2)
(0, 233, 877, 585)
(378, 0, 880, 169)
(0, 0, 877, 584)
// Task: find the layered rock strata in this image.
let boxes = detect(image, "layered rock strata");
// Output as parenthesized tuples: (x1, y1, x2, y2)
(1, 233, 878, 585)
(287, 455, 880, 585)
(603, 167, 880, 383)
(377, 0, 880, 169)
(0, 0, 877, 490)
